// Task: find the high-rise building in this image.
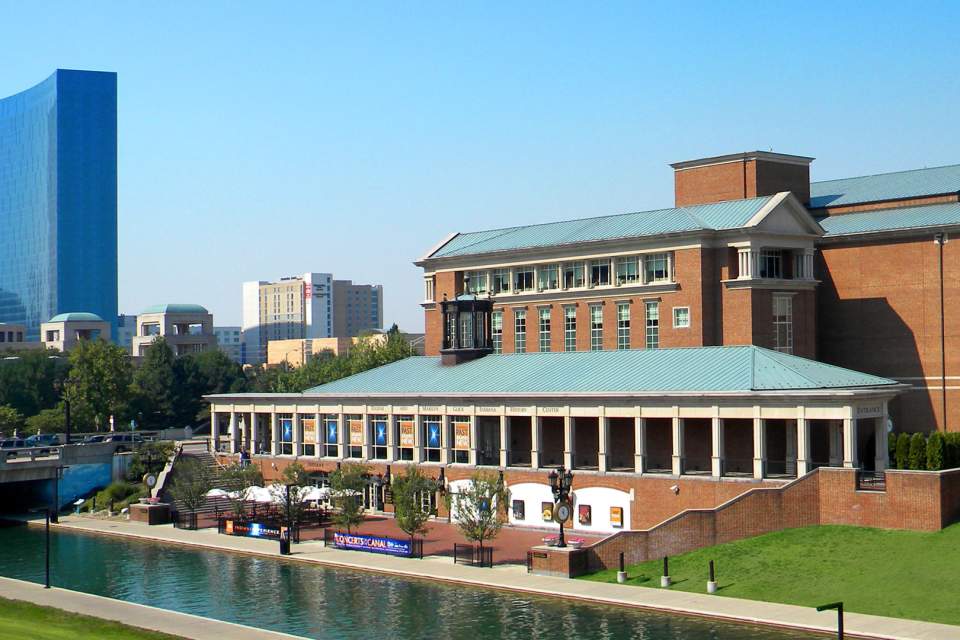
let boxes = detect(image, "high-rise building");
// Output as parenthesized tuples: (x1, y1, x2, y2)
(0, 69, 118, 340)
(333, 280, 383, 337)
(116, 314, 137, 352)
(241, 273, 333, 364)
(213, 325, 243, 362)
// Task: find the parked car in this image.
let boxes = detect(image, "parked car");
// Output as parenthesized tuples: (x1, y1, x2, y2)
(0, 438, 27, 458)
(104, 433, 144, 452)
(25, 434, 60, 447)
(81, 435, 106, 444)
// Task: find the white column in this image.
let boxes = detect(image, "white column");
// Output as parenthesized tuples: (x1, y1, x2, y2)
(386, 413, 396, 462)
(843, 416, 857, 468)
(785, 420, 797, 476)
(250, 413, 259, 455)
(874, 416, 887, 472)
(312, 411, 321, 459)
(711, 415, 723, 477)
(499, 415, 508, 467)
(228, 411, 238, 454)
(209, 411, 218, 452)
(563, 416, 574, 468)
(828, 421, 841, 466)
(292, 411, 301, 457)
(337, 413, 347, 460)
(270, 412, 279, 456)
(440, 415, 450, 464)
(468, 415, 478, 466)
(796, 413, 810, 476)
(598, 417, 609, 473)
(531, 417, 541, 468)
(753, 414, 765, 479)
(634, 416, 645, 473)
(671, 413, 682, 475)
(413, 413, 423, 464)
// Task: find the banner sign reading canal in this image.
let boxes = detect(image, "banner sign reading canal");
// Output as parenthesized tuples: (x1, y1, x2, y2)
(454, 422, 470, 450)
(349, 419, 363, 445)
(399, 420, 415, 447)
(332, 532, 412, 557)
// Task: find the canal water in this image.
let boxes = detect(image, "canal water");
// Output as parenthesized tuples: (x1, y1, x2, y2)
(0, 525, 811, 639)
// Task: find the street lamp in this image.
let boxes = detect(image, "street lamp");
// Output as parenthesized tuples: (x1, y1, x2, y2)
(548, 466, 574, 548)
(52, 378, 73, 445)
(28, 507, 51, 589)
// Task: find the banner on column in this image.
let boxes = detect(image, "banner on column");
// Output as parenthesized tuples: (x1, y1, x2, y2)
(399, 420, 415, 447)
(349, 419, 363, 445)
(301, 418, 317, 443)
(453, 421, 470, 450)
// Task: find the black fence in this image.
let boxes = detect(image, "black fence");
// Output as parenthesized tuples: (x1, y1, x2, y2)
(172, 511, 198, 530)
(856, 470, 887, 492)
(454, 543, 493, 568)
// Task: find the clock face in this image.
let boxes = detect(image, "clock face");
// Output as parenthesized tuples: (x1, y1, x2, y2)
(144, 474, 157, 488)
(555, 502, 572, 523)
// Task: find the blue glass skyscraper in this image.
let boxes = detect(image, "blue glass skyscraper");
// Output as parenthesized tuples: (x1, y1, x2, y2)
(0, 69, 117, 340)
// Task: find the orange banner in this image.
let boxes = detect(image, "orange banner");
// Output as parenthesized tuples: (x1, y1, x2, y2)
(399, 420, 415, 447)
(301, 418, 317, 443)
(454, 422, 470, 450)
(349, 419, 363, 446)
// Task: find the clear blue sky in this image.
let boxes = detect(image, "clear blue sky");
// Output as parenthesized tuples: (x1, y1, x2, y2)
(2, 2, 959, 331)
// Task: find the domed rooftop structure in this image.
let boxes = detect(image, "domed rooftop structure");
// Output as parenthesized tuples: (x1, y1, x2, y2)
(48, 312, 105, 323)
(141, 303, 209, 314)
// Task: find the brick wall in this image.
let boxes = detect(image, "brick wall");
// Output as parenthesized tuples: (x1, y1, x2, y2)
(674, 158, 809, 207)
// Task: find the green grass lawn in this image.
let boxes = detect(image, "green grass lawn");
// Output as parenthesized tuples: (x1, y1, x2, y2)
(0, 597, 183, 640)
(579, 523, 960, 626)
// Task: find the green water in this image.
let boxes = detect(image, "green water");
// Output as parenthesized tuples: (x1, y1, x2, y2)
(0, 525, 812, 639)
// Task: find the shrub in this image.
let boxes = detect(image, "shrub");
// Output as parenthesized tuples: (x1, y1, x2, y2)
(908, 432, 927, 470)
(887, 432, 897, 467)
(927, 432, 945, 471)
(895, 433, 911, 469)
(944, 433, 960, 469)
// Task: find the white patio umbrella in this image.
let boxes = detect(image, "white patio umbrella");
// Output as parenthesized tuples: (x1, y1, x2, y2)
(246, 486, 275, 503)
(205, 488, 229, 498)
(302, 486, 329, 501)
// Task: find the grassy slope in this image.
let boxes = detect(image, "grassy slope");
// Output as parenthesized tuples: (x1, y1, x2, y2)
(580, 523, 960, 626)
(0, 597, 183, 640)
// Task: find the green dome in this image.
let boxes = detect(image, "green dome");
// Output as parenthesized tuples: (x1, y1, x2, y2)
(48, 312, 105, 323)
(141, 303, 209, 315)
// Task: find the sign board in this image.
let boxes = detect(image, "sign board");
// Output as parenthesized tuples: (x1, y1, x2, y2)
(856, 405, 883, 419)
(224, 520, 284, 540)
(349, 419, 364, 445)
(280, 418, 293, 443)
(332, 531, 412, 557)
(453, 422, 470, 450)
(399, 420, 415, 447)
(301, 418, 317, 443)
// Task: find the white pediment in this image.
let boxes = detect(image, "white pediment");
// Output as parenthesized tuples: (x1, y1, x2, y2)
(746, 192, 824, 236)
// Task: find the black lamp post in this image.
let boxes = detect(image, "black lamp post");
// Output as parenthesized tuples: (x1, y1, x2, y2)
(28, 507, 51, 588)
(548, 466, 574, 548)
(53, 378, 72, 445)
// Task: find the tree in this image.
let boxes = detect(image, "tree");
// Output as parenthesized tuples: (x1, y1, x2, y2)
(447, 471, 510, 550)
(127, 441, 175, 481)
(0, 405, 23, 437)
(65, 339, 132, 431)
(927, 432, 945, 471)
(908, 432, 927, 470)
(329, 462, 368, 533)
(269, 462, 312, 535)
(392, 465, 433, 542)
(219, 462, 264, 518)
(895, 432, 910, 469)
(24, 407, 65, 434)
(0, 349, 68, 418)
(168, 457, 213, 526)
(131, 338, 191, 429)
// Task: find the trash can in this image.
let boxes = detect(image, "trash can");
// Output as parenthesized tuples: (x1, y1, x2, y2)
(279, 536, 291, 555)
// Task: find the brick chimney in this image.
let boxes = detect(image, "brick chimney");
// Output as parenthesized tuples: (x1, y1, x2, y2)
(671, 151, 814, 207)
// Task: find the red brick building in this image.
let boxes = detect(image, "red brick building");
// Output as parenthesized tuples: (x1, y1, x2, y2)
(418, 151, 960, 434)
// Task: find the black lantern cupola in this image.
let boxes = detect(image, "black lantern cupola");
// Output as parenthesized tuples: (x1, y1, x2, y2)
(440, 277, 493, 366)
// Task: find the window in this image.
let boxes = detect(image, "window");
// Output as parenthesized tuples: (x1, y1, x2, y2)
(562, 262, 585, 289)
(371, 415, 388, 460)
(773, 295, 793, 353)
(514, 266, 535, 292)
(616, 256, 639, 284)
(323, 415, 339, 457)
(422, 415, 442, 462)
(564, 306, 577, 351)
(644, 253, 671, 283)
(492, 311, 503, 354)
(645, 301, 659, 349)
(538, 307, 551, 352)
(758, 250, 783, 279)
(590, 259, 611, 287)
(424, 277, 435, 301)
(514, 309, 527, 353)
(396, 415, 415, 461)
(492, 268, 511, 294)
(346, 414, 363, 458)
(673, 307, 690, 328)
(590, 305, 603, 350)
(617, 302, 630, 350)
(279, 414, 293, 455)
(538, 264, 559, 290)
(465, 271, 488, 295)
(450, 416, 470, 464)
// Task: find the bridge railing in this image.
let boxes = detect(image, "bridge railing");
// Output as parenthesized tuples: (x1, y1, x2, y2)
(0, 446, 62, 469)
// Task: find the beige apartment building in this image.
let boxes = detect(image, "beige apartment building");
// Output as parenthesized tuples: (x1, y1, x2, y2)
(132, 304, 217, 356)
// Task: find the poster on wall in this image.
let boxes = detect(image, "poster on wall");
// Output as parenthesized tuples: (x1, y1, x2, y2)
(454, 422, 470, 450)
(301, 418, 317, 443)
(610, 507, 623, 528)
(349, 420, 363, 445)
(374, 422, 387, 446)
(280, 418, 293, 443)
(427, 423, 441, 448)
(512, 500, 525, 521)
(578, 504, 592, 526)
(541, 502, 553, 522)
(399, 420, 415, 447)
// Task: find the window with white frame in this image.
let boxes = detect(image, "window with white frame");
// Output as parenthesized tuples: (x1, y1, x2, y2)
(616, 256, 639, 284)
(538, 307, 551, 352)
(758, 249, 783, 279)
(563, 262, 585, 289)
(590, 304, 603, 350)
(773, 295, 793, 353)
(564, 306, 577, 351)
(371, 415, 388, 460)
(514, 266, 535, 292)
(644, 253, 671, 283)
(673, 306, 690, 328)
(617, 302, 630, 349)
(514, 309, 526, 353)
(645, 301, 660, 349)
(424, 277, 435, 302)
(538, 264, 559, 290)
(590, 259, 611, 287)
(422, 415, 442, 462)
(491, 310, 502, 354)
(465, 271, 488, 295)
(492, 268, 510, 294)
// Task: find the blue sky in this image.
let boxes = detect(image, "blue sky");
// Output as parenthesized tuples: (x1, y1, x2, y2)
(2, 2, 959, 331)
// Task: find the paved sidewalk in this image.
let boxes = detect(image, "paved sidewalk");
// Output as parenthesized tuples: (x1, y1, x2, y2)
(36, 516, 960, 640)
(0, 576, 305, 640)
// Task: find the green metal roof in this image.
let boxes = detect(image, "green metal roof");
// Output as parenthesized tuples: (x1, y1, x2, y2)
(810, 164, 960, 209)
(141, 303, 209, 315)
(818, 201, 960, 237)
(428, 196, 775, 259)
(47, 312, 104, 323)
(302, 346, 897, 396)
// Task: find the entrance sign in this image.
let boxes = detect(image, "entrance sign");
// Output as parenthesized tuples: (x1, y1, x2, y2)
(349, 419, 363, 445)
(332, 532, 413, 557)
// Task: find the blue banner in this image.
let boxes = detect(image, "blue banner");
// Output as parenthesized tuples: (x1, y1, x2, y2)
(326, 421, 338, 444)
(280, 418, 293, 443)
(333, 531, 412, 557)
(428, 424, 441, 447)
(374, 423, 387, 446)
